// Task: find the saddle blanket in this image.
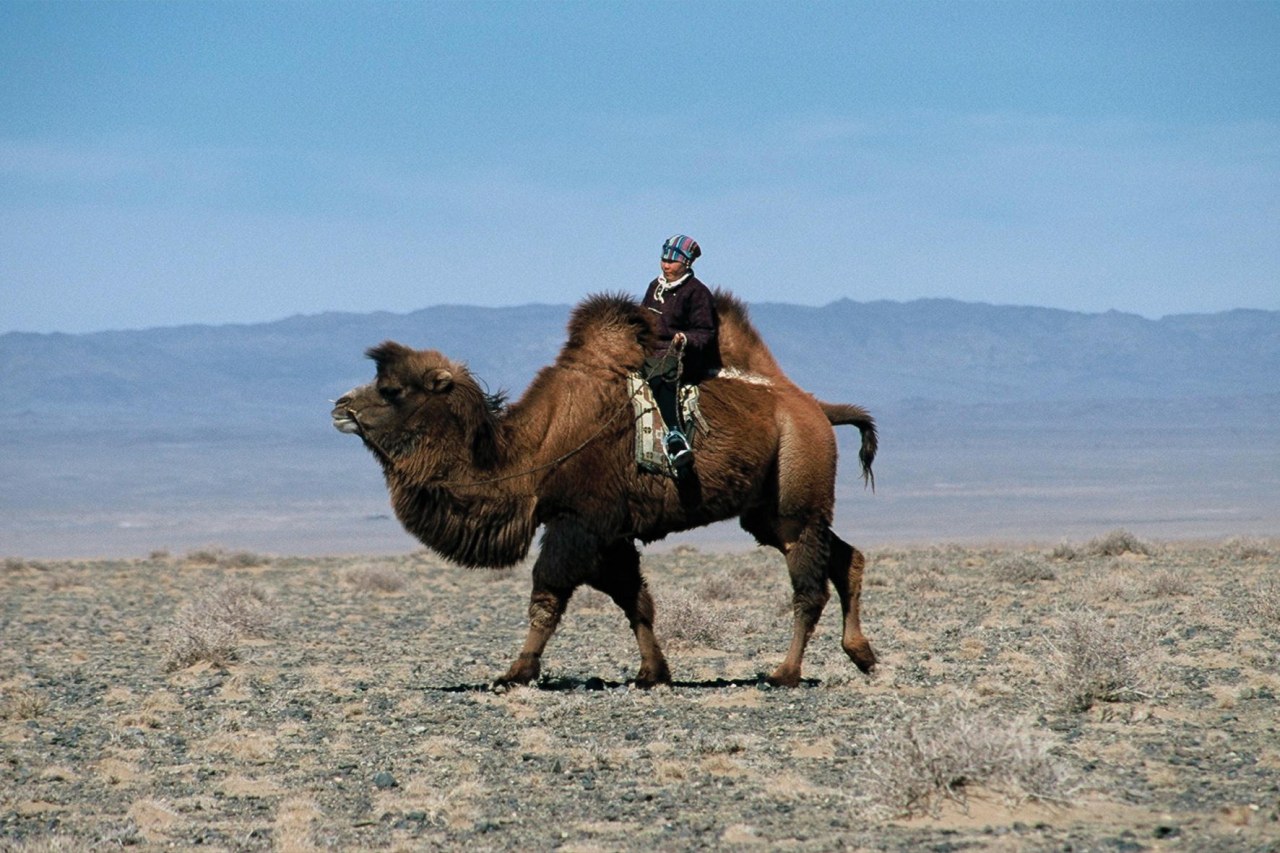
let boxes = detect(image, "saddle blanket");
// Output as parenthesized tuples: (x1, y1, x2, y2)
(626, 373, 710, 476)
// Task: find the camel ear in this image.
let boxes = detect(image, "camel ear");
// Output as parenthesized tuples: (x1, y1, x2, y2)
(426, 368, 453, 393)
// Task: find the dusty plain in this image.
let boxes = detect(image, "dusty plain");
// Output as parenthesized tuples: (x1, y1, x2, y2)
(3, 534, 1279, 851)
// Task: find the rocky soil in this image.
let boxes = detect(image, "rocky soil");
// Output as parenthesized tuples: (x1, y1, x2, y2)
(3, 533, 1279, 851)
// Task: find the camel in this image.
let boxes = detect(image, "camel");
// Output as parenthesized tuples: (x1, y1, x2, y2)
(331, 292, 878, 688)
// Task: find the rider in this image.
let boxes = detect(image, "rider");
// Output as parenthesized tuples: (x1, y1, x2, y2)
(641, 234, 721, 471)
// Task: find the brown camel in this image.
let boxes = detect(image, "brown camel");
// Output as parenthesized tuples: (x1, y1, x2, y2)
(331, 292, 877, 688)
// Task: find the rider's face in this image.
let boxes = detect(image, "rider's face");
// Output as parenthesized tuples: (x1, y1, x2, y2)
(660, 258, 689, 281)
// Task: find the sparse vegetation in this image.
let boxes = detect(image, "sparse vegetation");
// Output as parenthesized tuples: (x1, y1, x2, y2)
(2, 687, 49, 720)
(860, 697, 1075, 818)
(182, 548, 271, 568)
(2, 535, 1276, 850)
(656, 590, 729, 648)
(1248, 576, 1280, 624)
(991, 553, 1057, 583)
(1219, 536, 1275, 561)
(1144, 567, 1194, 597)
(1041, 607, 1160, 712)
(1085, 528, 1155, 557)
(1049, 528, 1156, 561)
(347, 565, 407, 593)
(159, 581, 277, 671)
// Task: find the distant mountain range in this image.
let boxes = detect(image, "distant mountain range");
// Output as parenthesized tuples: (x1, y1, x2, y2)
(4, 298, 1278, 428)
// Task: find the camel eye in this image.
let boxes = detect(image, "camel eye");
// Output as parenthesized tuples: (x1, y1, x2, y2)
(378, 385, 403, 402)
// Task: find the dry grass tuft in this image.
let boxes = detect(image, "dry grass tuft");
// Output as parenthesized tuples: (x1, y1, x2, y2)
(1050, 529, 1155, 561)
(182, 548, 271, 568)
(859, 696, 1075, 818)
(1219, 537, 1275, 560)
(347, 565, 407, 593)
(2, 688, 50, 721)
(991, 553, 1057, 583)
(1085, 529, 1155, 558)
(1246, 576, 1280, 624)
(1041, 607, 1160, 712)
(1144, 567, 1194, 598)
(657, 591, 730, 648)
(160, 581, 277, 671)
(696, 570, 741, 602)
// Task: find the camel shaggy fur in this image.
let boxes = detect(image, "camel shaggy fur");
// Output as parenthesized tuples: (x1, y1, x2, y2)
(332, 292, 877, 687)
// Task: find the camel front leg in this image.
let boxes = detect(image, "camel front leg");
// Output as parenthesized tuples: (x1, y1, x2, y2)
(591, 540, 671, 688)
(496, 587, 571, 687)
(496, 523, 593, 687)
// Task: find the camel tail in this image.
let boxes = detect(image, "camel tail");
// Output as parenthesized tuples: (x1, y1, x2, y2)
(820, 401, 877, 491)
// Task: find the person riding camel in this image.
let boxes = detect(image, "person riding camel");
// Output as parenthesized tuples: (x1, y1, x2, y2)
(641, 234, 721, 471)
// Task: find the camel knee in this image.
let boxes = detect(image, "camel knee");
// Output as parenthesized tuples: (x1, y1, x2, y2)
(528, 590, 568, 631)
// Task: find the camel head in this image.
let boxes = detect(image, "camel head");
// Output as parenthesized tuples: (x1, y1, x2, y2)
(332, 341, 502, 473)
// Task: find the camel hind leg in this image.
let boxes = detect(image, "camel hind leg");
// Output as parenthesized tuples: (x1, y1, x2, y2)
(828, 534, 877, 673)
(589, 540, 671, 688)
(767, 522, 833, 688)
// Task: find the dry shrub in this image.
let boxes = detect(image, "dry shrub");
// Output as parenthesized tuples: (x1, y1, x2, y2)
(1041, 607, 1159, 712)
(183, 548, 270, 568)
(1247, 576, 1280, 624)
(859, 696, 1074, 818)
(160, 581, 277, 671)
(1085, 529, 1154, 558)
(1049, 529, 1155, 562)
(2, 688, 49, 721)
(1085, 568, 1141, 603)
(1219, 537, 1275, 560)
(1144, 568, 1194, 598)
(697, 570, 740, 602)
(347, 565, 407, 593)
(657, 591, 729, 648)
(991, 554, 1057, 583)
(1047, 540, 1081, 561)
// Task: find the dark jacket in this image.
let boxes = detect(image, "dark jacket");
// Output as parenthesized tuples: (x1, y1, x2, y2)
(641, 274, 722, 379)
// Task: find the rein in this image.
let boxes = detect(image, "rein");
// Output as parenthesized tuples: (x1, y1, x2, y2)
(351, 340, 686, 491)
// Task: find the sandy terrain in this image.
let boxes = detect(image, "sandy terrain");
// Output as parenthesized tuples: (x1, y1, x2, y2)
(2, 533, 1278, 851)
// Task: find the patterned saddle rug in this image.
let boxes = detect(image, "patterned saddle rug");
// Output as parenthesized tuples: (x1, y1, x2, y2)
(626, 373, 711, 477)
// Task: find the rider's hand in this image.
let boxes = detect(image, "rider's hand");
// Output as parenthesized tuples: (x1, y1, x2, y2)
(673, 332, 687, 346)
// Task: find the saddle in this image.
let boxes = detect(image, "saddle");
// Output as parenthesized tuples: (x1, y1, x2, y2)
(626, 373, 711, 477)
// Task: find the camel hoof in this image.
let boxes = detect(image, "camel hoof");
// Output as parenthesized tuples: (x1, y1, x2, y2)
(843, 638, 877, 673)
(766, 667, 802, 688)
(495, 657, 540, 689)
(633, 663, 672, 689)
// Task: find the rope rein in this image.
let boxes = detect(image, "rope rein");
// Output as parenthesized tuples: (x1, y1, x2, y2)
(354, 337, 687, 491)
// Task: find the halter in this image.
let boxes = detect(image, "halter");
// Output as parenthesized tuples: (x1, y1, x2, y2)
(347, 339, 686, 491)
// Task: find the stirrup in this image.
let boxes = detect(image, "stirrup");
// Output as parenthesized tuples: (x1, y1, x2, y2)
(665, 429, 693, 469)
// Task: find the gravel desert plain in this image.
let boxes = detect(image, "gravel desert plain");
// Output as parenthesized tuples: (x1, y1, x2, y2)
(3, 530, 1279, 851)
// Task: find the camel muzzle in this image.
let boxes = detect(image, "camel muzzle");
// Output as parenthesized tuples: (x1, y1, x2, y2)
(330, 395, 362, 434)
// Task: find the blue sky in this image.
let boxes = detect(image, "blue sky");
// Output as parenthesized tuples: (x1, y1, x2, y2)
(2, 1, 1277, 333)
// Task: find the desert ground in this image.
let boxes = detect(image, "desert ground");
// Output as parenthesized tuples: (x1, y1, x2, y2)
(2, 532, 1278, 851)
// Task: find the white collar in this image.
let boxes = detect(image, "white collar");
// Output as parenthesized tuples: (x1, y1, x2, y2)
(653, 271, 692, 302)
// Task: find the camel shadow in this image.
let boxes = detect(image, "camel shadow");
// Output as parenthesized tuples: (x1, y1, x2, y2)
(427, 674, 820, 693)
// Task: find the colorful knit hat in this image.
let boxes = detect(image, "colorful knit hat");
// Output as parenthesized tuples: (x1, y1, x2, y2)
(661, 234, 701, 264)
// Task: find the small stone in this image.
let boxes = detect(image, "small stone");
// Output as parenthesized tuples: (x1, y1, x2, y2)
(373, 771, 398, 789)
